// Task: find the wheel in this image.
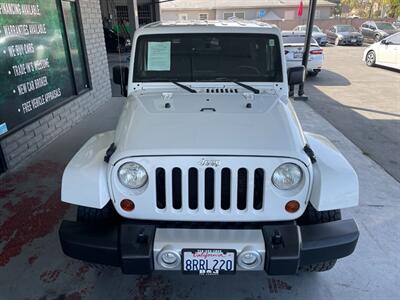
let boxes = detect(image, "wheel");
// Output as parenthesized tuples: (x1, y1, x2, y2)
(77, 201, 119, 223)
(366, 50, 376, 67)
(334, 37, 340, 46)
(374, 34, 381, 42)
(297, 204, 341, 272)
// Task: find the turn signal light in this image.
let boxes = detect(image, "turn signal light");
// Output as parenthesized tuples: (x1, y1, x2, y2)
(285, 200, 300, 213)
(120, 199, 135, 211)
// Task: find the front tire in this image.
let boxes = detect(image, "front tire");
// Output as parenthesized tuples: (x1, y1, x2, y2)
(297, 204, 341, 272)
(366, 50, 376, 67)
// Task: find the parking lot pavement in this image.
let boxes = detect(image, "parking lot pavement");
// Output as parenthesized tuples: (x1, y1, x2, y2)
(304, 45, 400, 181)
(1, 97, 399, 300)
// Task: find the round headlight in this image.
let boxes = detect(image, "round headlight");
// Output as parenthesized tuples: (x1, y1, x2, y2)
(272, 163, 303, 190)
(118, 162, 148, 189)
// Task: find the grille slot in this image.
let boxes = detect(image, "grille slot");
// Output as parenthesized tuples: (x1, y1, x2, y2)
(204, 168, 215, 210)
(155, 166, 265, 212)
(253, 168, 264, 210)
(156, 168, 166, 209)
(237, 168, 248, 210)
(221, 168, 231, 210)
(188, 168, 198, 209)
(172, 168, 182, 209)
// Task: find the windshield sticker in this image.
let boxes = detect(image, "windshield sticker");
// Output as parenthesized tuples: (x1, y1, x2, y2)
(147, 41, 171, 71)
(0, 123, 8, 136)
(269, 39, 275, 47)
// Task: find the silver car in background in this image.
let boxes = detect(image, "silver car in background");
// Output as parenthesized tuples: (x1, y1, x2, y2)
(363, 32, 400, 70)
(326, 25, 364, 46)
(293, 25, 327, 46)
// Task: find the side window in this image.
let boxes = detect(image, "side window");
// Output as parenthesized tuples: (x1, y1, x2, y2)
(370, 23, 376, 30)
(235, 12, 245, 19)
(223, 12, 234, 20)
(178, 14, 188, 21)
(388, 34, 400, 45)
(61, 0, 89, 92)
(199, 13, 208, 21)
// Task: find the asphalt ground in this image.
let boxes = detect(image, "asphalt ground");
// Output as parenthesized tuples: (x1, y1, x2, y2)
(304, 44, 400, 181)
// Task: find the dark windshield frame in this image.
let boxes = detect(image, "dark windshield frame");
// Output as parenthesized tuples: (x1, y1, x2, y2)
(133, 33, 283, 83)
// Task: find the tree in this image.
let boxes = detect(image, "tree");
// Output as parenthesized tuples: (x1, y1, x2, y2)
(341, 0, 399, 18)
(383, 0, 400, 17)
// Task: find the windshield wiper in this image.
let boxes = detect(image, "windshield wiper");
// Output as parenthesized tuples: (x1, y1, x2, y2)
(171, 81, 197, 93)
(233, 81, 260, 94)
(214, 77, 260, 94)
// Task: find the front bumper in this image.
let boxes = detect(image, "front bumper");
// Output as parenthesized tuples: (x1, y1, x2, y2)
(59, 219, 359, 275)
(339, 38, 363, 45)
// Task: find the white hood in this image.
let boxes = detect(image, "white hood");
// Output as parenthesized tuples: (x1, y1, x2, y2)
(111, 91, 309, 164)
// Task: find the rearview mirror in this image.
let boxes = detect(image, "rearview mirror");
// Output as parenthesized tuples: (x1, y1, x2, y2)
(287, 66, 305, 86)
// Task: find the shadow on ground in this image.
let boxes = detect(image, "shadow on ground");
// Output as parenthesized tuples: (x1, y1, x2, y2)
(303, 74, 400, 182)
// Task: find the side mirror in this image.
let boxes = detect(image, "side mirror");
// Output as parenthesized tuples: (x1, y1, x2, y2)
(287, 66, 305, 86)
(113, 65, 129, 86)
(113, 66, 129, 97)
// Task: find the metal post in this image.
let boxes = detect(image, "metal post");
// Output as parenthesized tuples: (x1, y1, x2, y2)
(295, 0, 318, 101)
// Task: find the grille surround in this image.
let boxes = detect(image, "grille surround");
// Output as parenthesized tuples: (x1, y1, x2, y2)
(111, 156, 311, 222)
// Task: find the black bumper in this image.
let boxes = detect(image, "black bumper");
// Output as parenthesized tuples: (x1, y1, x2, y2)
(59, 219, 359, 275)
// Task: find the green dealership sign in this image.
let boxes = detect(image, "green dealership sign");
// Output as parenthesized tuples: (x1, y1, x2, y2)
(0, 0, 79, 136)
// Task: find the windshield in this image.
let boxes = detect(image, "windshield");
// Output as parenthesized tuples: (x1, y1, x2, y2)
(133, 33, 283, 82)
(336, 25, 356, 32)
(313, 26, 321, 32)
(298, 26, 320, 32)
(376, 22, 395, 30)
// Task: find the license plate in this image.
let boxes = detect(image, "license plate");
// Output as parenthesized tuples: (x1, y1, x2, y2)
(351, 39, 357, 43)
(294, 52, 303, 59)
(182, 249, 236, 275)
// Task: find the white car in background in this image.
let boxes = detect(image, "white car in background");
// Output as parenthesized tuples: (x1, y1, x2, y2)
(282, 31, 324, 76)
(363, 32, 400, 70)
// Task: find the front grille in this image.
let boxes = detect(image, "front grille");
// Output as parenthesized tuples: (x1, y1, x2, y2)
(156, 167, 265, 212)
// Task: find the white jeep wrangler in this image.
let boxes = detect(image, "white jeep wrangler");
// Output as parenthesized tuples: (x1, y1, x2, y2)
(59, 21, 359, 275)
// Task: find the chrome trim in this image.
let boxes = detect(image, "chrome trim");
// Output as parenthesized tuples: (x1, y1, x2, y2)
(153, 228, 266, 271)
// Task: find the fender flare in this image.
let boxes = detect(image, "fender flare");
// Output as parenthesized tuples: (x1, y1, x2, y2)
(61, 131, 115, 208)
(305, 132, 359, 211)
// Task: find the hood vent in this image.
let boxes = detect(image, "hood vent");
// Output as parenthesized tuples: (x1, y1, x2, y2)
(198, 88, 239, 94)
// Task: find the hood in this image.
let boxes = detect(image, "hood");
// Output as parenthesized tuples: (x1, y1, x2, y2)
(111, 91, 309, 164)
(341, 31, 362, 37)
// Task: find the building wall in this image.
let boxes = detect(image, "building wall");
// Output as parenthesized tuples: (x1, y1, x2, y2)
(161, 10, 216, 21)
(161, 6, 333, 21)
(0, 0, 111, 169)
(216, 7, 333, 20)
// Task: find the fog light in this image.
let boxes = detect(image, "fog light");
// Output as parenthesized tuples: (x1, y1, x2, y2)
(157, 248, 180, 269)
(120, 199, 135, 211)
(238, 248, 262, 269)
(285, 200, 300, 213)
